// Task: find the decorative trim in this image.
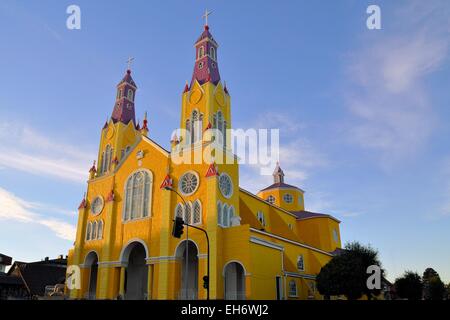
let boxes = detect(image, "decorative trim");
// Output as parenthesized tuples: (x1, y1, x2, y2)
(250, 236, 284, 251)
(250, 228, 333, 257)
(284, 271, 316, 280)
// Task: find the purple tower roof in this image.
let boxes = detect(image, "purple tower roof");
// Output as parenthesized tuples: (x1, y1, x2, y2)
(111, 69, 137, 125)
(191, 25, 221, 86)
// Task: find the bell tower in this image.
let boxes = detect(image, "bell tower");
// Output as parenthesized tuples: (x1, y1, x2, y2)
(179, 12, 231, 152)
(94, 66, 144, 177)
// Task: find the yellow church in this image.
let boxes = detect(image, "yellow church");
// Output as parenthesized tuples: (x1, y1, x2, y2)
(67, 17, 342, 300)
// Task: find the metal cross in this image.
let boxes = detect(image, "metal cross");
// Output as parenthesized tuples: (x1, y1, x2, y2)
(126, 57, 135, 70)
(202, 9, 213, 26)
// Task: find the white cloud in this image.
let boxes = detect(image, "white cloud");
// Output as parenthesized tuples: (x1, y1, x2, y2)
(0, 123, 95, 183)
(238, 111, 328, 193)
(345, 1, 449, 164)
(0, 187, 76, 241)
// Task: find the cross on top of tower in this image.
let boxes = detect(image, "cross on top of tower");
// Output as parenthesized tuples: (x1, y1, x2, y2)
(126, 57, 135, 71)
(202, 9, 213, 27)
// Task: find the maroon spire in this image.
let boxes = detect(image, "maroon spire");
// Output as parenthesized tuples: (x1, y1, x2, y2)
(111, 69, 137, 125)
(191, 24, 221, 86)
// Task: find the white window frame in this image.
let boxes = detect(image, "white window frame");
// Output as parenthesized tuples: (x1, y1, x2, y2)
(178, 171, 200, 196)
(297, 255, 305, 271)
(218, 173, 233, 199)
(283, 193, 293, 204)
(288, 280, 298, 297)
(217, 201, 223, 226)
(256, 211, 266, 227)
(266, 195, 275, 205)
(192, 200, 202, 225)
(122, 169, 153, 222)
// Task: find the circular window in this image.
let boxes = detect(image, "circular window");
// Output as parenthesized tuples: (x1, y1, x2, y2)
(266, 195, 275, 204)
(179, 172, 199, 196)
(283, 193, 293, 204)
(218, 173, 233, 198)
(91, 196, 104, 215)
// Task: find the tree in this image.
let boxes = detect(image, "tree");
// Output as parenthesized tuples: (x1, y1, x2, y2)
(394, 271, 423, 300)
(423, 268, 445, 300)
(317, 242, 384, 300)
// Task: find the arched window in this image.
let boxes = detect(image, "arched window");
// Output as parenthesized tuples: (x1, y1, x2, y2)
(217, 112, 224, 145)
(185, 202, 192, 225)
(198, 46, 205, 58)
(127, 89, 134, 101)
(186, 119, 191, 144)
(210, 47, 216, 60)
(297, 255, 305, 271)
(175, 203, 184, 219)
(256, 211, 266, 227)
(288, 280, 298, 297)
(228, 206, 235, 226)
(86, 222, 92, 241)
(193, 200, 202, 225)
(190, 110, 203, 144)
(92, 221, 97, 240)
(222, 204, 229, 227)
(103, 145, 113, 173)
(97, 220, 103, 240)
(217, 201, 222, 226)
(123, 170, 153, 221)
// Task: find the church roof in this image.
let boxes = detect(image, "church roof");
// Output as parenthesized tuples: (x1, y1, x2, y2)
(118, 69, 137, 88)
(195, 26, 217, 45)
(292, 210, 340, 223)
(259, 182, 304, 192)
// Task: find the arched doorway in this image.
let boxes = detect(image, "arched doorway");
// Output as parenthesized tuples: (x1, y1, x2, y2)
(85, 251, 98, 300)
(176, 240, 198, 300)
(224, 262, 246, 300)
(121, 241, 148, 300)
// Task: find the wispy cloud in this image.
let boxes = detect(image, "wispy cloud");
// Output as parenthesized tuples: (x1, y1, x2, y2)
(0, 123, 95, 183)
(238, 111, 328, 193)
(0, 187, 76, 241)
(344, 0, 449, 165)
(307, 190, 362, 219)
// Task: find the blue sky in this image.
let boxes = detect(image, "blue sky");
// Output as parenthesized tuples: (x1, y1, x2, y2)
(0, 0, 449, 283)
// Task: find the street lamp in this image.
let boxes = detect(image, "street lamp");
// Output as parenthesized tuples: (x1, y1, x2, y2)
(164, 186, 210, 300)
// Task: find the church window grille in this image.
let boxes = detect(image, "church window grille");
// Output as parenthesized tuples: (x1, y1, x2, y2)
(288, 280, 298, 297)
(86, 222, 92, 241)
(97, 220, 103, 240)
(193, 200, 202, 225)
(179, 172, 199, 196)
(175, 203, 184, 219)
(123, 170, 152, 221)
(217, 201, 222, 226)
(283, 193, 293, 204)
(219, 173, 233, 198)
(297, 255, 305, 271)
(92, 221, 97, 240)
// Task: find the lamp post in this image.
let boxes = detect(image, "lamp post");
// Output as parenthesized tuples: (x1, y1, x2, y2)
(164, 186, 210, 300)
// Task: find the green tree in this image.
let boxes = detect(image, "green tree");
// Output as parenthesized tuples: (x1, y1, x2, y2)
(423, 268, 445, 300)
(394, 271, 423, 300)
(428, 276, 445, 300)
(317, 242, 384, 300)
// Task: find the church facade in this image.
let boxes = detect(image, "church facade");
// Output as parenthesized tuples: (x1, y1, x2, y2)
(67, 20, 342, 300)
